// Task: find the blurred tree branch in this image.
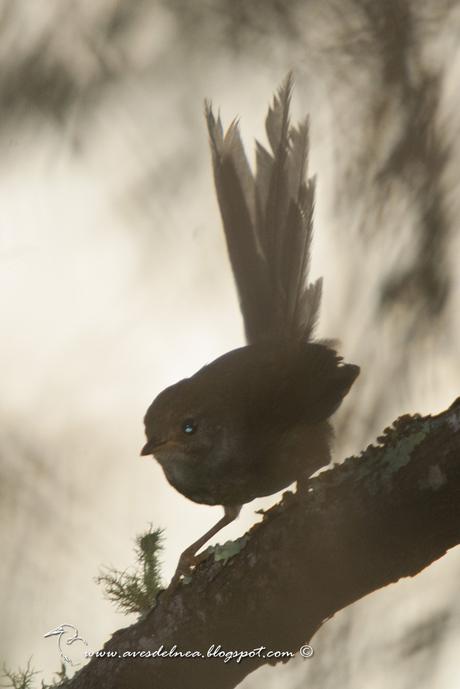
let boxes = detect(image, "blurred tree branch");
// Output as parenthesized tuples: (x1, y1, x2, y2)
(63, 397, 460, 689)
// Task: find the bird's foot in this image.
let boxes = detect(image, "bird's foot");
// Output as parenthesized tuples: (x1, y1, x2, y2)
(167, 548, 201, 593)
(166, 507, 241, 595)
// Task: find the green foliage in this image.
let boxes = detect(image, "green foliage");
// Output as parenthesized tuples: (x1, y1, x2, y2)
(1, 659, 39, 689)
(41, 663, 70, 688)
(1, 658, 70, 689)
(96, 525, 164, 615)
(2, 529, 164, 689)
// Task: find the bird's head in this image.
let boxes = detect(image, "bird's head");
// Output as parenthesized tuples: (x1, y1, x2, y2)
(140, 377, 222, 465)
(44, 624, 77, 639)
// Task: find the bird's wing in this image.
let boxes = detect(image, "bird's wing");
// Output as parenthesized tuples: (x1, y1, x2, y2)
(247, 342, 359, 427)
(291, 343, 360, 424)
(206, 74, 321, 344)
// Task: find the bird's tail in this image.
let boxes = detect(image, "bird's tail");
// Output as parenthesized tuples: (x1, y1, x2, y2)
(206, 74, 322, 345)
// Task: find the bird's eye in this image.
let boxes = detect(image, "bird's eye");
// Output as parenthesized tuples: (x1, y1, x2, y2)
(181, 419, 197, 435)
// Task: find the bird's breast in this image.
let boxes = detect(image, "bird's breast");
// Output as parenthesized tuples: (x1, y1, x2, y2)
(154, 421, 332, 507)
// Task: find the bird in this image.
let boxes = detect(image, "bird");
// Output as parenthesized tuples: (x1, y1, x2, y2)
(141, 74, 359, 583)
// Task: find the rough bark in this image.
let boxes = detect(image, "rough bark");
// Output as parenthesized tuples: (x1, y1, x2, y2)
(65, 397, 460, 689)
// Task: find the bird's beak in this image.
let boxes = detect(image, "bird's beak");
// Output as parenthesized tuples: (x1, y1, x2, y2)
(44, 626, 62, 638)
(140, 438, 174, 456)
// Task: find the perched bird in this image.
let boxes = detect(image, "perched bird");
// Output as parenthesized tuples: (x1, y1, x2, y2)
(141, 75, 359, 580)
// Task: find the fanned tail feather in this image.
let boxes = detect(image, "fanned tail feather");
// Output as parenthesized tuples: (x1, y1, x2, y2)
(206, 74, 321, 343)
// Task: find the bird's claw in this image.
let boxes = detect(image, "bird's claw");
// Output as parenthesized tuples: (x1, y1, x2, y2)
(167, 550, 199, 593)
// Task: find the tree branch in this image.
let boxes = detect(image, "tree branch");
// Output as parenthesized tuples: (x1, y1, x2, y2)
(66, 397, 460, 689)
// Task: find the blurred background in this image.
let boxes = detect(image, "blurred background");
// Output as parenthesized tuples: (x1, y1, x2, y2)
(1, 0, 460, 687)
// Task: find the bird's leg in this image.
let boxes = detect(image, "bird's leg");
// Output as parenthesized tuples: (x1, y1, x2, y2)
(169, 505, 241, 589)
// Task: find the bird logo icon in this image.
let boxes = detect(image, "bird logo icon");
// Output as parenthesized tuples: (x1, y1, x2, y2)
(44, 623, 88, 666)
